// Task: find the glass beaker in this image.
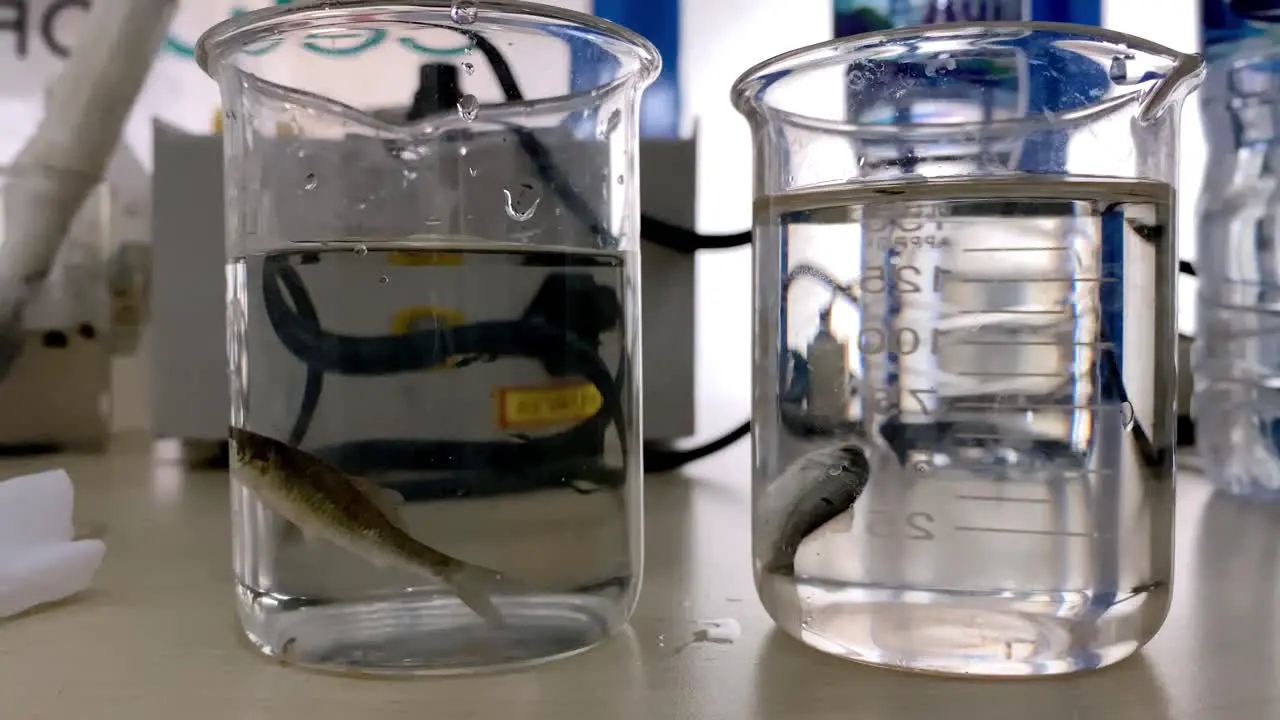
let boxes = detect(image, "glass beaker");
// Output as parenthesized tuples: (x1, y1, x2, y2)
(732, 22, 1203, 677)
(197, 0, 657, 674)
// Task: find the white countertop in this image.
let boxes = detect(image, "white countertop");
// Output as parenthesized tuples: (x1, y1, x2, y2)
(0, 436, 1276, 720)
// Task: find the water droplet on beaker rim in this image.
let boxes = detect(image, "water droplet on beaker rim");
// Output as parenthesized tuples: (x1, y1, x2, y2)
(354, 245, 368, 256)
(303, 173, 317, 190)
(451, 0, 478, 25)
(503, 183, 542, 222)
(457, 94, 480, 122)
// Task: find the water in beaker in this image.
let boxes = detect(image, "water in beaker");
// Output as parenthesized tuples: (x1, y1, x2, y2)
(199, 1, 658, 674)
(733, 23, 1203, 676)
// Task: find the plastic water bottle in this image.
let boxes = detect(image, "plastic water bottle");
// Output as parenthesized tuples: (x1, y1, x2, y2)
(833, 0, 1101, 36)
(1195, 0, 1280, 498)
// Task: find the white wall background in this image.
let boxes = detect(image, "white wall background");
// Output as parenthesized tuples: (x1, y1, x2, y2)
(0, 0, 1202, 439)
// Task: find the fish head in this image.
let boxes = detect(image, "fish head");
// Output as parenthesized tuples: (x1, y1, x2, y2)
(809, 441, 871, 480)
(830, 442, 871, 477)
(229, 426, 275, 472)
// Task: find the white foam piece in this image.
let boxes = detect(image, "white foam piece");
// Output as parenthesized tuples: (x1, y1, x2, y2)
(0, 540, 106, 619)
(0, 469, 106, 619)
(0, 469, 75, 548)
(697, 617, 742, 643)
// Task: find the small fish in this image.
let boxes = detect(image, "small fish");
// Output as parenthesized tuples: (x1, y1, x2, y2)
(762, 442, 872, 575)
(229, 426, 506, 625)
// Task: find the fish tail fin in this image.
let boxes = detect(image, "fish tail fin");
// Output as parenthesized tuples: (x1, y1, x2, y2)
(447, 562, 507, 626)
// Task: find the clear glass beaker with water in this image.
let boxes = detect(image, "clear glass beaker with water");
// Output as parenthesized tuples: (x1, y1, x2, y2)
(197, 0, 657, 674)
(732, 23, 1203, 676)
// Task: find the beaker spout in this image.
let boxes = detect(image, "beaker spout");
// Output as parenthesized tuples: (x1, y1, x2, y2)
(1137, 51, 1206, 125)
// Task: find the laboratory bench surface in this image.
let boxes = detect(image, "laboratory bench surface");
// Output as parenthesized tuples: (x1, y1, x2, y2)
(0, 434, 1276, 720)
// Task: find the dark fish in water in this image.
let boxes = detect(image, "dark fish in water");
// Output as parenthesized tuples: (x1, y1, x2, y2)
(229, 426, 507, 625)
(762, 442, 872, 575)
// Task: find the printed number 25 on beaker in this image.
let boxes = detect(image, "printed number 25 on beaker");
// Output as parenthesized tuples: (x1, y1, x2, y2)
(864, 508, 938, 541)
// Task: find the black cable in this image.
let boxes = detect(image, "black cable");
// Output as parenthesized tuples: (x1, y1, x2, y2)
(270, 254, 324, 448)
(265, 253, 632, 499)
(1177, 260, 1196, 448)
(645, 421, 750, 473)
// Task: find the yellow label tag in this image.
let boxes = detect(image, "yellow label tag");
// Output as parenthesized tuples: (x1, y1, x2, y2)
(389, 250, 464, 266)
(391, 306, 464, 369)
(495, 382, 604, 430)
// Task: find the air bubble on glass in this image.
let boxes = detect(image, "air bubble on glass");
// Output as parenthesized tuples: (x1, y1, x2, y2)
(462, 61, 475, 76)
(924, 53, 956, 77)
(303, 173, 317, 190)
(503, 182, 542, 222)
(457, 94, 480, 122)
(451, 0, 478, 25)
(390, 141, 429, 162)
(354, 244, 368, 256)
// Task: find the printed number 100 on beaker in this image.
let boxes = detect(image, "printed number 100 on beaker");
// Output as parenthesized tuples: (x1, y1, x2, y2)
(761, 174, 1176, 674)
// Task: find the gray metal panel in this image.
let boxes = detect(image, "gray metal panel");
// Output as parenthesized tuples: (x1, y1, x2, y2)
(148, 123, 232, 440)
(636, 138, 697, 440)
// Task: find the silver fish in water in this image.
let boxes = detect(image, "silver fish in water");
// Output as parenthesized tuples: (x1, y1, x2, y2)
(229, 426, 506, 625)
(762, 441, 872, 574)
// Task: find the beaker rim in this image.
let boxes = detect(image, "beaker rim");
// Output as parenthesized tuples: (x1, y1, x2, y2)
(195, 0, 661, 98)
(730, 21, 1202, 135)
